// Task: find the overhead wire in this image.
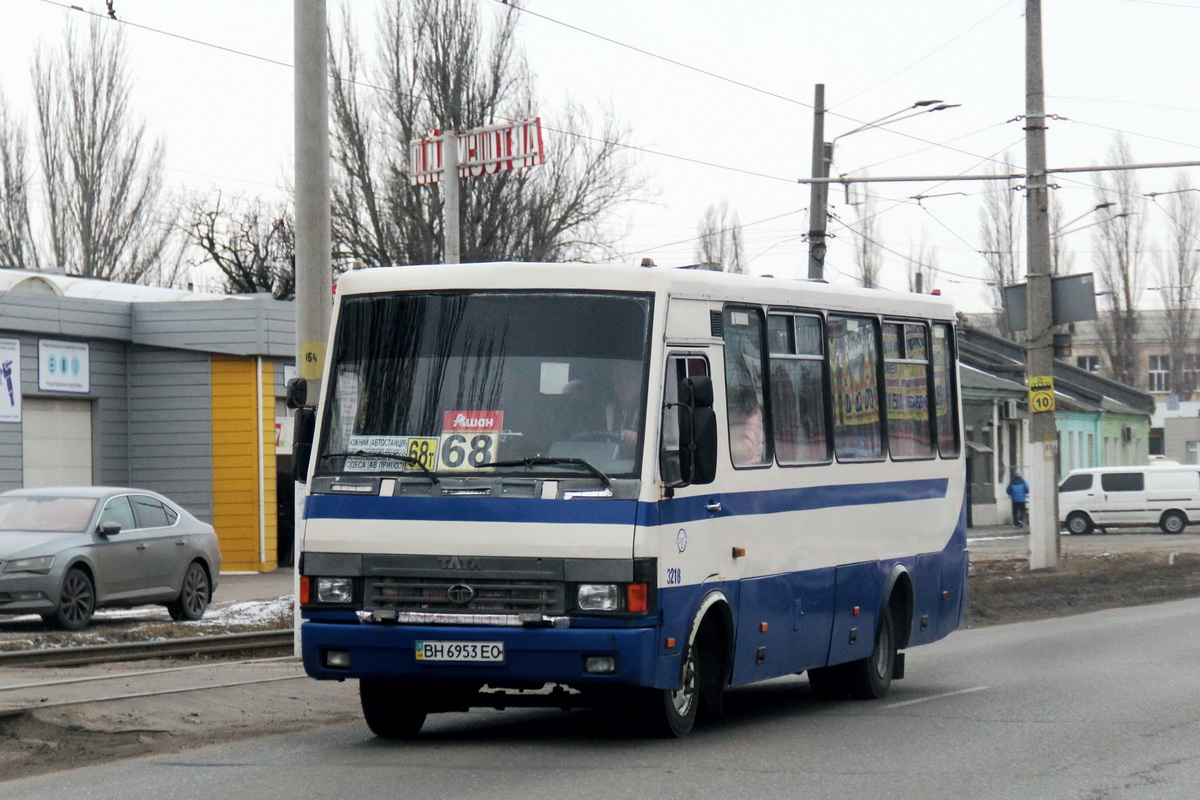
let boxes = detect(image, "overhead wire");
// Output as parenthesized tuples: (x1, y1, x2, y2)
(37, 0, 801, 187)
(833, 0, 1018, 108)
(491, 0, 1011, 166)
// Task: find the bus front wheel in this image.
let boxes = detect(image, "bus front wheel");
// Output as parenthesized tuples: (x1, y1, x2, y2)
(360, 679, 427, 739)
(636, 642, 699, 738)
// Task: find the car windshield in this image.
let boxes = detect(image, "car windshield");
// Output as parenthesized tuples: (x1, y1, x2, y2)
(318, 290, 653, 480)
(0, 496, 99, 533)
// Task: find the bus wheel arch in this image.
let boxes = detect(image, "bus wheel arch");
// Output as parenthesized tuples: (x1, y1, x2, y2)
(690, 591, 733, 719)
(882, 565, 914, 650)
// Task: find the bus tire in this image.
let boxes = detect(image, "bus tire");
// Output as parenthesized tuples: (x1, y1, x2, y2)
(1066, 512, 1094, 536)
(636, 640, 699, 738)
(1160, 510, 1187, 535)
(359, 679, 427, 739)
(845, 604, 896, 700)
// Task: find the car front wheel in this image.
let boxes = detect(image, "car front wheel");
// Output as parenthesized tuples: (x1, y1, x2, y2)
(49, 568, 95, 631)
(1066, 512, 1094, 535)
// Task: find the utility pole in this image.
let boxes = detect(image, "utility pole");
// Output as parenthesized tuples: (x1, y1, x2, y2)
(443, 132, 461, 264)
(1024, 0, 1060, 570)
(293, 0, 332, 641)
(294, 0, 332, 395)
(807, 84, 828, 280)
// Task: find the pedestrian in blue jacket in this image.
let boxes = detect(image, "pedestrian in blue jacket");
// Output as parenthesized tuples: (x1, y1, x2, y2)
(1007, 471, 1030, 526)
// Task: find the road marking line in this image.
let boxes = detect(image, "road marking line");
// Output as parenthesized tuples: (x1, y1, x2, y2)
(884, 685, 988, 709)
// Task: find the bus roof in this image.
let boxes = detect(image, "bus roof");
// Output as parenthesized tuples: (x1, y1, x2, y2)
(335, 262, 958, 321)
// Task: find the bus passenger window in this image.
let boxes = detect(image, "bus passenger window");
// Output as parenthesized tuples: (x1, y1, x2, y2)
(828, 315, 882, 461)
(723, 307, 769, 467)
(768, 314, 829, 464)
(884, 322, 934, 459)
(932, 323, 961, 457)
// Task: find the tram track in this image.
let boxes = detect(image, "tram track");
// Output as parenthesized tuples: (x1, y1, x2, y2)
(0, 629, 294, 668)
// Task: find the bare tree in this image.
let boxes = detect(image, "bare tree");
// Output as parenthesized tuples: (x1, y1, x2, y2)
(328, 0, 642, 270)
(694, 199, 744, 272)
(850, 185, 882, 288)
(0, 93, 37, 271)
(906, 232, 940, 294)
(31, 19, 170, 282)
(1092, 136, 1146, 387)
(1155, 173, 1200, 399)
(979, 153, 1023, 311)
(187, 193, 295, 300)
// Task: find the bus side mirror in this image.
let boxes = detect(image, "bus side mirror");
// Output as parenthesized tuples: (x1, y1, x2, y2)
(292, 406, 317, 484)
(679, 376, 717, 486)
(285, 377, 308, 410)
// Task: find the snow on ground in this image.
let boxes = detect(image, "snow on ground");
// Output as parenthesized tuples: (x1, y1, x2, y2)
(0, 597, 294, 650)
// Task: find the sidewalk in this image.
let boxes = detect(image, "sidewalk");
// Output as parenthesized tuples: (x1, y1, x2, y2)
(215, 567, 296, 605)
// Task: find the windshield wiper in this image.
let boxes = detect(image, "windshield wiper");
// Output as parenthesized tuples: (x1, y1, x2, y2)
(486, 457, 611, 487)
(321, 450, 440, 484)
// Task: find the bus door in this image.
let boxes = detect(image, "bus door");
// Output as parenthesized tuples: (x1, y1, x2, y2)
(657, 352, 738, 643)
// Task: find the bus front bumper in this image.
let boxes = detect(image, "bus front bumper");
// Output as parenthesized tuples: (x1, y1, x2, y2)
(301, 620, 665, 688)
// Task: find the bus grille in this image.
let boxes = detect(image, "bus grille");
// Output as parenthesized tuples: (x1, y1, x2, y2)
(364, 576, 564, 614)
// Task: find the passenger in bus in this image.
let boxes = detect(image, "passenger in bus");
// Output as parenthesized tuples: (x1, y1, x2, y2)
(604, 361, 643, 449)
(729, 385, 766, 466)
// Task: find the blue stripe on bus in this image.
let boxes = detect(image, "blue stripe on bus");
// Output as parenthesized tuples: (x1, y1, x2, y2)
(305, 477, 947, 526)
(643, 478, 949, 526)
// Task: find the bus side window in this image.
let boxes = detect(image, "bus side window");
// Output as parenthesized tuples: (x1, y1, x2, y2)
(723, 307, 769, 467)
(828, 314, 883, 461)
(660, 355, 709, 485)
(883, 321, 934, 459)
(932, 323, 961, 457)
(768, 313, 830, 464)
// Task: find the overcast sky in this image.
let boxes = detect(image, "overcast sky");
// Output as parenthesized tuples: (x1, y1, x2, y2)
(3, 0, 1199, 312)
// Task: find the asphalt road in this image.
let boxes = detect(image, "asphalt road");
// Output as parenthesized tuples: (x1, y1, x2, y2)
(4, 596, 1199, 800)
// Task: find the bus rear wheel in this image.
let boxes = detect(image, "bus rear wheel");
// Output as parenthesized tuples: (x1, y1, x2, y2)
(808, 605, 897, 701)
(359, 679, 427, 739)
(845, 605, 896, 699)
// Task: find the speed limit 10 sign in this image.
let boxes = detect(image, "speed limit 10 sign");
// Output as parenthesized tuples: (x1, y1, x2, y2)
(1029, 375, 1055, 413)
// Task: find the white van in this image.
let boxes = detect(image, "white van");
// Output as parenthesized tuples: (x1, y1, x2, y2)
(1058, 464, 1200, 534)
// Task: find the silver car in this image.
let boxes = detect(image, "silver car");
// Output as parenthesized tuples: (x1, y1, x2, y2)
(0, 487, 222, 631)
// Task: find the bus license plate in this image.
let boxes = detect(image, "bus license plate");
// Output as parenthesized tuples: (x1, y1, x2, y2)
(415, 640, 505, 663)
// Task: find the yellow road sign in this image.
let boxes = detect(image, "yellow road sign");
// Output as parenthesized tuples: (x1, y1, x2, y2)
(1029, 375, 1055, 413)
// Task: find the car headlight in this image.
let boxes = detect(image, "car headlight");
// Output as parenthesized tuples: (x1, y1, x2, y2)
(3, 556, 55, 575)
(315, 577, 354, 603)
(577, 583, 619, 611)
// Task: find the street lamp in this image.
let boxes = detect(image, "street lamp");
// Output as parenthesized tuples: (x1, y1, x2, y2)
(1052, 202, 1113, 237)
(807, 91, 959, 280)
(831, 101, 960, 146)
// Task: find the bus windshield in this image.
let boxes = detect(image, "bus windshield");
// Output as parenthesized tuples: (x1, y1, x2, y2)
(317, 290, 653, 480)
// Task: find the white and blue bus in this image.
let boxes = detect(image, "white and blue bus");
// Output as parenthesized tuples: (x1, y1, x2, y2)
(291, 261, 967, 738)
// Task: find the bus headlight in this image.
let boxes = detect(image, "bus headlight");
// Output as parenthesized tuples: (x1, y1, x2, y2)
(577, 583, 619, 611)
(316, 577, 354, 603)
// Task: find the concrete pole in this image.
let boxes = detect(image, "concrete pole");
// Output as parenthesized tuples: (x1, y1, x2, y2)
(443, 132, 461, 264)
(807, 84, 828, 280)
(1024, 0, 1060, 570)
(293, 0, 332, 643)
(294, 0, 332, 392)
